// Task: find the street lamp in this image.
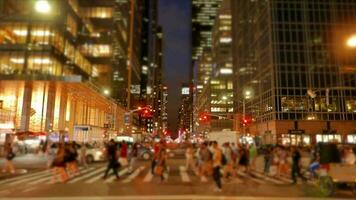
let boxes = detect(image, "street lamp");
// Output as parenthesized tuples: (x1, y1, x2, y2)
(103, 89, 110, 96)
(346, 34, 356, 48)
(35, 0, 52, 14)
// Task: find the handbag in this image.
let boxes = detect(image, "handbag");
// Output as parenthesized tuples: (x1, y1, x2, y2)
(6, 152, 15, 160)
(119, 157, 128, 166)
(155, 165, 164, 175)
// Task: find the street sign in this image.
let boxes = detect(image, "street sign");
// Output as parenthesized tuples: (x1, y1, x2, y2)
(124, 112, 130, 125)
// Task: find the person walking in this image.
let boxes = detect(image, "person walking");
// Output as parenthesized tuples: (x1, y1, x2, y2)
(291, 147, 306, 184)
(129, 143, 138, 173)
(51, 144, 69, 183)
(79, 143, 88, 168)
(249, 144, 257, 171)
(119, 141, 129, 167)
(103, 139, 120, 180)
(198, 142, 212, 182)
(155, 148, 167, 182)
(222, 143, 234, 179)
(263, 147, 272, 175)
(212, 141, 222, 192)
(151, 142, 161, 174)
(185, 144, 195, 172)
(2, 143, 15, 174)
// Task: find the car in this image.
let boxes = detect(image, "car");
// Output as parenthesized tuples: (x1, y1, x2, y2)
(138, 146, 153, 160)
(85, 145, 106, 164)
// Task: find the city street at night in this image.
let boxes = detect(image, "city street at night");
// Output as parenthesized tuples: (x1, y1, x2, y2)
(1, 0, 356, 199)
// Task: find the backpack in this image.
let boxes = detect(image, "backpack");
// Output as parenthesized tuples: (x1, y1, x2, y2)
(221, 154, 227, 165)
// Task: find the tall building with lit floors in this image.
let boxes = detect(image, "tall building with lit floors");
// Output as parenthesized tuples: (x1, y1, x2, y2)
(232, 0, 356, 146)
(0, 0, 126, 145)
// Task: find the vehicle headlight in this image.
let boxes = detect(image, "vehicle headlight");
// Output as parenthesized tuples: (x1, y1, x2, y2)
(96, 151, 103, 156)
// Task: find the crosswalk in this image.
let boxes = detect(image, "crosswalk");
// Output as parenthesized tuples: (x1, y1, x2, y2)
(0, 164, 302, 188)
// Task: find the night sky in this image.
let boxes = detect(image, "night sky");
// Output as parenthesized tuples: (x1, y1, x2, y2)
(159, 0, 191, 135)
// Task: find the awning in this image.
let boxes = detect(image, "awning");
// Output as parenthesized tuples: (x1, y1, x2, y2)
(16, 131, 47, 139)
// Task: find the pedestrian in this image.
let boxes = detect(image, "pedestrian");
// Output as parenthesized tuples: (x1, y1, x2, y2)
(198, 142, 212, 182)
(263, 147, 272, 175)
(155, 148, 167, 182)
(2, 143, 15, 174)
(238, 146, 249, 172)
(212, 141, 222, 192)
(151, 142, 160, 174)
(119, 141, 129, 167)
(103, 139, 120, 180)
(129, 143, 138, 173)
(185, 143, 195, 172)
(278, 147, 288, 177)
(65, 142, 79, 177)
(222, 143, 234, 179)
(51, 144, 69, 183)
(249, 144, 257, 171)
(79, 143, 88, 168)
(291, 147, 306, 184)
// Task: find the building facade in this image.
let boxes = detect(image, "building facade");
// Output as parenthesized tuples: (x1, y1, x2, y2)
(232, 0, 356, 145)
(0, 0, 127, 143)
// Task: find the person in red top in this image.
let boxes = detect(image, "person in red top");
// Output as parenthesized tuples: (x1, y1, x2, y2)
(120, 141, 128, 158)
(151, 142, 161, 174)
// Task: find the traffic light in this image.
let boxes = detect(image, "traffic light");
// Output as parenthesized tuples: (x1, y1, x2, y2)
(199, 113, 210, 122)
(241, 117, 251, 126)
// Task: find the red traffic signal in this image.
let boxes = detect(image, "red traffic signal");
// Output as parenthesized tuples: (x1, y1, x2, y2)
(199, 113, 210, 122)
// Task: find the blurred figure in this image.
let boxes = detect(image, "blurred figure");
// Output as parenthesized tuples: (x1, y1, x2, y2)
(185, 143, 195, 172)
(238, 146, 249, 172)
(198, 142, 212, 182)
(65, 142, 79, 177)
(2, 143, 15, 174)
(51, 144, 68, 183)
(291, 147, 306, 184)
(249, 144, 257, 171)
(155, 148, 167, 182)
(151, 142, 161, 174)
(119, 141, 128, 167)
(103, 139, 120, 180)
(79, 143, 88, 168)
(343, 147, 356, 165)
(129, 143, 138, 173)
(277, 147, 288, 177)
(212, 141, 222, 192)
(263, 147, 272, 175)
(222, 143, 234, 179)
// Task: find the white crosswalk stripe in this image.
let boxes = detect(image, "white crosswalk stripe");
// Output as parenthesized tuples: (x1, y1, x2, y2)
(104, 168, 129, 183)
(7, 171, 52, 186)
(143, 170, 154, 182)
(122, 166, 145, 183)
(237, 171, 266, 184)
(249, 171, 285, 184)
(68, 167, 105, 184)
(179, 166, 190, 183)
(27, 167, 87, 185)
(0, 169, 50, 185)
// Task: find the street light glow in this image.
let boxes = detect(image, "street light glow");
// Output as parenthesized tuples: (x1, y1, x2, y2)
(103, 89, 110, 95)
(346, 35, 356, 48)
(35, 0, 51, 14)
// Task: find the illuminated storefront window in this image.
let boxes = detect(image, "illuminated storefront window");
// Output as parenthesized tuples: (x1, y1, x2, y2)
(316, 134, 342, 143)
(66, 15, 77, 37)
(347, 135, 356, 144)
(281, 134, 311, 146)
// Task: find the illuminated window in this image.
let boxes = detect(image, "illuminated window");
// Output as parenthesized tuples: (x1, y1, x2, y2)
(80, 44, 112, 57)
(82, 7, 113, 19)
(220, 68, 233, 74)
(219, 26, 231, 31)
(66, 15, 77, 37)
(227, 81, 233, 89)
(219, 37, 232, 43)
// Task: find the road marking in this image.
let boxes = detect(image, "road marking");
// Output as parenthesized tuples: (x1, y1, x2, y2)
(28, 167, 87, 185)
(179, 166, 190, 182)
(7, 171, 51, 186)
(104, 168, 129, 183)
(122, 167, 145, 183)
(237, 171, 265, 184)
(64, 167, 98, 184)
(143, 171, 153, 182)
(249, 171, 285, 184)
(0, 169, 50, 185)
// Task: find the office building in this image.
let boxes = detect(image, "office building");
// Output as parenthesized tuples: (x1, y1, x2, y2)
(232, 0, 356, 145)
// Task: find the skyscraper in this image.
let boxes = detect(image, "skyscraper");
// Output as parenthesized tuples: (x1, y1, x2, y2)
(192, 0, 222, 61)
(232, 0, 356, 145)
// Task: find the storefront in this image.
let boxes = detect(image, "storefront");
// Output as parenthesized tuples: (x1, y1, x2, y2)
(346, 131, 356, 144)
(316, 130, 342, 143)
(280, 130, 311, 146)
(73, 125, 105, 143)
